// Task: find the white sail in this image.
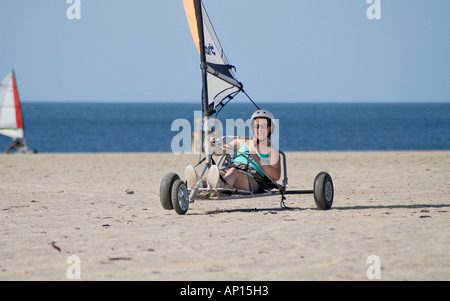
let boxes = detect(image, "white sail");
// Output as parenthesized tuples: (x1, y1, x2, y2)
(183, 0, 242, 114)
(0, 72, 24, 139)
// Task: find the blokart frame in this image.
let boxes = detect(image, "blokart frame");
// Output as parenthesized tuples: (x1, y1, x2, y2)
(160, 136, 334, 215)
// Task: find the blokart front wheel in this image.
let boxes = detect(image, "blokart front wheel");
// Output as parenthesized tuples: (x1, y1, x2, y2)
(313, 172, 334, 210)
(171, 179, 189, 215)
(159, 172, 180, 210)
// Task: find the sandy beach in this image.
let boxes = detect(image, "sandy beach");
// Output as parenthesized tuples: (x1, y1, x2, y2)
(0, 151, 449, 281)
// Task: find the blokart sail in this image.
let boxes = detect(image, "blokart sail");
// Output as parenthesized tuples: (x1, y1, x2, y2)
(0, 71, 24, 139)
(183, 0, 244, 117)
(0, 70, 33, 153)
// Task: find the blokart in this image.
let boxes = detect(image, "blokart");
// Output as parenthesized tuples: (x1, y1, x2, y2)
(160, 135, 334, 215)
(160, 0, 334, 215)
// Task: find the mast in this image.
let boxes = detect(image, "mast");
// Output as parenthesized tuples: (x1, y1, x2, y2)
(193, 0, 214, 161)
(193, 0, 210, 118)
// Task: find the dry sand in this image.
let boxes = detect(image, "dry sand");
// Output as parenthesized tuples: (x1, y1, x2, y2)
(0, 151, 449, 281)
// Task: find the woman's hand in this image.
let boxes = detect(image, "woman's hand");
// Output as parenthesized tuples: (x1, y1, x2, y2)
(211, 137, 229, 155)
(248, 152, 262, 164)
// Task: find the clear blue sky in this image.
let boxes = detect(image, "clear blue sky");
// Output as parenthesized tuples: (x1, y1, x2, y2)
(0, 0, 449, 103)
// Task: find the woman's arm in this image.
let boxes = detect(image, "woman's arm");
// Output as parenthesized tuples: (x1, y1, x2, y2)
(212, 138, 244, 156)
(249, 149, 281, 181)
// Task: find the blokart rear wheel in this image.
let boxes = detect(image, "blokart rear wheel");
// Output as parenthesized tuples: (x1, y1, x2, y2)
(171, 179, 189, 215)
(159, 172, 180, 210)
(313, 172, 334, 210)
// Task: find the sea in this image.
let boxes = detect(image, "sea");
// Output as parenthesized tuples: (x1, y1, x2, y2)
(1, 102, 449, 153)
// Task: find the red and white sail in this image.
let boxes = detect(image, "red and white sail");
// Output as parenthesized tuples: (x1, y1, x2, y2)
(0, 71, 24, 139)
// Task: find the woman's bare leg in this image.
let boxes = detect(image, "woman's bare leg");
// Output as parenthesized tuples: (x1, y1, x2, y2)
(205, 166, 251, 191)
(221, 168, 251, 191)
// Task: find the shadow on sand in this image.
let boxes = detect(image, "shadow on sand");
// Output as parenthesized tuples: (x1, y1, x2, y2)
(199, 203, 450, 215)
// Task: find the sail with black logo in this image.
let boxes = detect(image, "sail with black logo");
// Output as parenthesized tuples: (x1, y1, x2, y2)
(183, 0, 250, 117)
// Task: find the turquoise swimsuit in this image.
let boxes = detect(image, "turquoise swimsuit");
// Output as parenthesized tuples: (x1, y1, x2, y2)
(232, 140, 270, 177)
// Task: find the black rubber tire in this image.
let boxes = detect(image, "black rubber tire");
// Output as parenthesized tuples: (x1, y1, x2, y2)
(159, 172, 180, 210)
(313, 172, 334, 210)
(171, 179, 189, 215)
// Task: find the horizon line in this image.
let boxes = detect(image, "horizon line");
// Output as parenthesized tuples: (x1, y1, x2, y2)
(21, 99, 450, 104)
